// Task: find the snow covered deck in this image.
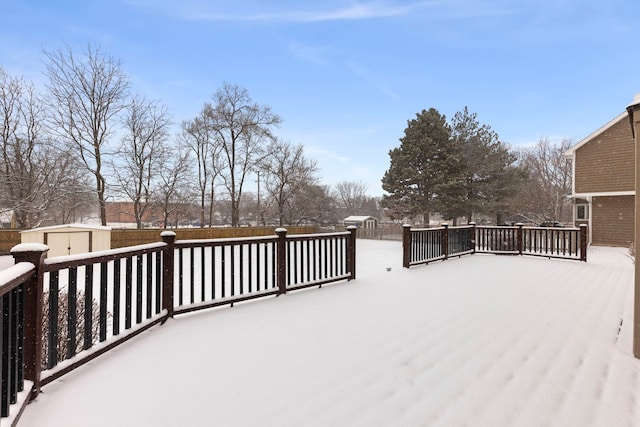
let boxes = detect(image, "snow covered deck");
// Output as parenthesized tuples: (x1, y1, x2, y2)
(21, 241, 640, 426)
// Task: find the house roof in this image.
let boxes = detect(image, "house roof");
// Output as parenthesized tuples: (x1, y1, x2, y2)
(564, 111, 628, 157)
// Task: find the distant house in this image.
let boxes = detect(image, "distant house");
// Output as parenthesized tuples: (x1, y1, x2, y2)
(564, 110, 635, 247)
(105, 202, 164, 227)
(343, 215, 378, 229)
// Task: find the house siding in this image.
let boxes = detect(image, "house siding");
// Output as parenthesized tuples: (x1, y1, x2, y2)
(591, 195, 634, 247)
(574, 117, 635, 194)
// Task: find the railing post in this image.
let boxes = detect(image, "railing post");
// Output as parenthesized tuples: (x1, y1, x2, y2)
(276, 228, 287, 294)
(11, 243, 48, 400)
(442, 223, 449, 260)
(579, 224, 588, 262)
(402, 224, 412, 268)
(516, 223, 524, 255)
(469, 222, 476, 254)
(347, 226, 357, 280)
(161, 231, 176, 318)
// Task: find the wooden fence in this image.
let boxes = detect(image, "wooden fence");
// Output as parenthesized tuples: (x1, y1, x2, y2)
(0, 227, 356, 425)
(0, 226, 318, 254)
(403, 223, 588, 267)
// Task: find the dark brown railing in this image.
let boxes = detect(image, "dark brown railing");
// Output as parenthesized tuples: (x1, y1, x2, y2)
(0, 227, 357, 425)
(402, 224, 475, 267)
(0, 245, 47, 425)
(171, 228, 356, 316)
(40, 243, 168, 386)
(403, 223, 587, 267)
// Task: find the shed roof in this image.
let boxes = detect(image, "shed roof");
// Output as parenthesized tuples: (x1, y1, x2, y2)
(20, 223, 112, 234)
(343, 215, 377, 222)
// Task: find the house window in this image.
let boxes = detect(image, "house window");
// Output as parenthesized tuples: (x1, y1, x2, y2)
(576, 204, 589, 221)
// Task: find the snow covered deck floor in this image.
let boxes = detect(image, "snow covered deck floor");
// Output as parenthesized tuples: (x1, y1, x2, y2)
(21, 242, 640, 427)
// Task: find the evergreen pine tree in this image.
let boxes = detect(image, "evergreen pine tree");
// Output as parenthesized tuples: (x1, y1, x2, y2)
(381, 108, 465, 225)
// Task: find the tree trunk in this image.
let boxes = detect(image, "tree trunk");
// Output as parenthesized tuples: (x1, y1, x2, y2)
(231, 200, 240, 227)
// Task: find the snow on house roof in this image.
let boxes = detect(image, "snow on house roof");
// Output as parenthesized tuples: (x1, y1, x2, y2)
(19, 242, 640, 427)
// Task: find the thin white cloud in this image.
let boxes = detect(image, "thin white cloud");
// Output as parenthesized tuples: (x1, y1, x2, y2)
(127, 1, 436, 23)
(306, 145, 350, 164)
(345, 60, 401, 102)
(288, 42, 332, 65)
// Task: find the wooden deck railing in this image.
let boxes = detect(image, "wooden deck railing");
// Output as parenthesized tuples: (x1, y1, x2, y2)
(0, 227, 357, 425)
(403, 223, 588, 267)
(0, 244, 47, 425)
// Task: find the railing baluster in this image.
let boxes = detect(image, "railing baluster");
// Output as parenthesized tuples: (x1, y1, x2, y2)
(125, 257, 132, 330)
(146, 253, 153, 318)
(155, 251, 161, 314)
(292, 241, 297, 285)
(306, 240, 311, 282)
(100, 262, 108, 342)
(178, 249, 184, 306)
(9, 287, 18, 404)
(48, 271, 59, 369)
(84, 264, 94, 351)
(189, 247, 195, 304)
(255, 243, 258, 291)
(113, 260, 120, 336)
(211, 246, 216, 299)
(271, 241, 276, 289)
(16, 285, 23, 390)
(248, 243, 253, 293)
(1, 293, 10, 416)
(201, 247, 206, 302)
(68, 268, 77, 358)
(221, 246, 226, 298)
(231, 245, 236, 297)
(239, 244, 244, 295)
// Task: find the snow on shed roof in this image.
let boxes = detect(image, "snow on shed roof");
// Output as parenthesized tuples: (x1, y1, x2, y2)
(343, 215, 376, 222)
(20, 223, 112, 234)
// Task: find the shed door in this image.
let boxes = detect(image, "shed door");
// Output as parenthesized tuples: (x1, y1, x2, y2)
(46, 232, 91, 257)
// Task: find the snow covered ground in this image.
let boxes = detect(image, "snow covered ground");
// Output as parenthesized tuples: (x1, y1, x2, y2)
(19, 241, 640, 427)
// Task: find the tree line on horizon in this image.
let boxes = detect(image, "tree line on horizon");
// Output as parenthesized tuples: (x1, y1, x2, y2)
(1, 44, 571, 230)
(0, 44, 378, 229)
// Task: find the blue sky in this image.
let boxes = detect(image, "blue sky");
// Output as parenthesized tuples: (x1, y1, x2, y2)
(1, 0, 638, 196)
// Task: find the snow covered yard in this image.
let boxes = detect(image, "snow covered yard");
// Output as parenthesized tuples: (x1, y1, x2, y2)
(20, 241, 640, 427)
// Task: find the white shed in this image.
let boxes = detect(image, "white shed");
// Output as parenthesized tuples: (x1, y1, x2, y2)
(343, 215, 378, 229)
(20, 224, 112, 258)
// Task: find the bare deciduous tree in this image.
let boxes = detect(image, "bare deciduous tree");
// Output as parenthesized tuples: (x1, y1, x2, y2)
(181, 115, 223, 227)
(332, 180, 378, 219)
(44, 44, 129, 225)
(260, 140, 318, 226)
(283, 183, 337, 226)
(156, 145, 193, 228)
(512, 137, 573, 224)
(202, 83, 281, 227)
(114, 95, 171, 228)
(0, 67, 83, 227)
